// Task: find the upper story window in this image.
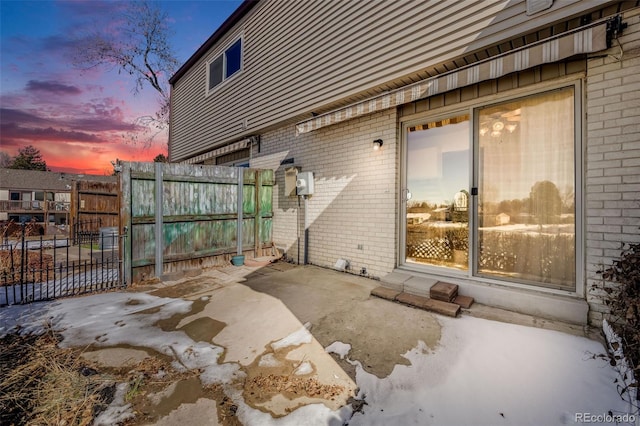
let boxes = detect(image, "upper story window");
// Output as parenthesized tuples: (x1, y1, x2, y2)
(208, 38, 242, 92)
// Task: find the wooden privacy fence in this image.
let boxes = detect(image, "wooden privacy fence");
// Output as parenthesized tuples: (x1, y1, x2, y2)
(120, 162, 274, 283)
(70, 181, 119, 244)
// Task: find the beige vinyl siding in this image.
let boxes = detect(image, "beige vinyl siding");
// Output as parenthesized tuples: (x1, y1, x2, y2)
(170, 0, 616, 162)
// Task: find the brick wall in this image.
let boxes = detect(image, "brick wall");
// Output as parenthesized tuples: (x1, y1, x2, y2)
(251, 7, 640, 322)
(251, 110, 398, 279)
(585, 8, 640, 325)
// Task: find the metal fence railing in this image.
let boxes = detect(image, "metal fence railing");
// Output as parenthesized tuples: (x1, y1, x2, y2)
(0, 224, 126, 306)
(73, 217, 103, 245)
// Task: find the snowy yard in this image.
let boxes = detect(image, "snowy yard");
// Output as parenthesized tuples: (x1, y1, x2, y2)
(0, 280, 637, 425)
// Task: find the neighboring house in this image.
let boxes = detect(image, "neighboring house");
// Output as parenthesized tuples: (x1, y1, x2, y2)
(407, 213, 430, 225)
(0, 168, 116, 232)
(168, 0, 640, 326)
(495, 213, 511, 226)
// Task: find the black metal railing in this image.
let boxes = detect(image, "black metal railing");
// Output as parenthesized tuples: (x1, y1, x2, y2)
(73, 218, 103, 245)
(1, 224, 126, 306)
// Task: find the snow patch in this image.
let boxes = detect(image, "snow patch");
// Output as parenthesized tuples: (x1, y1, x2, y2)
(325, 341, 352, 359)
(258, 353, 282, 368)
(294, 361, 313, 375)
(271, 322, 312, 350)
(348, 315, 633, 426)
(201, 362, 245, 386)
(93, 382, 134, 426)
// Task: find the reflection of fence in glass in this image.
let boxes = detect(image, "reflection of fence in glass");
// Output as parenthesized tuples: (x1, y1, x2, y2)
(406, 224, 468, 269)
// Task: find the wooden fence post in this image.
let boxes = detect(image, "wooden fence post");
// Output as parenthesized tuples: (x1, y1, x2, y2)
(236, 169, 244, 256)
(254, 170, 262, 256)
(154, 162, 164, 278)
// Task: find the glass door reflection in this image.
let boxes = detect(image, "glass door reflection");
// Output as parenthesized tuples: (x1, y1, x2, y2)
(405, 115, 470, 270)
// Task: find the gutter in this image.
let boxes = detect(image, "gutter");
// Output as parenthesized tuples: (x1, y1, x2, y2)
(169, 0, 260, 86)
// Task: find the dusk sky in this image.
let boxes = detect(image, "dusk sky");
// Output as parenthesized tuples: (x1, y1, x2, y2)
(0, 0, 242, 175)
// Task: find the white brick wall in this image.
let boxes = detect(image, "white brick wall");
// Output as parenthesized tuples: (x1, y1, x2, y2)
(252, 110, 398, 278)
(585, 8, 640, 325)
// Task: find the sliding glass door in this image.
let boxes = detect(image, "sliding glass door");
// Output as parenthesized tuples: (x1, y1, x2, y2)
(405, 115, 470, 270)
(403, 85, 578, 291)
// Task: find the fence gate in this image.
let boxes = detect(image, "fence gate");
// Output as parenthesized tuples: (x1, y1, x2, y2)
(120, 162, 274, 283)
(1, 224, 126, 306)
(70, 181, 119, 244)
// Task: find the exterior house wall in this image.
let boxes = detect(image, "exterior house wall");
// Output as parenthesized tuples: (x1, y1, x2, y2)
(170, 0, 616, 162)
(251, 110, 398, 278)
(169, 1, 639, 325)
(585, 8, 640, 326)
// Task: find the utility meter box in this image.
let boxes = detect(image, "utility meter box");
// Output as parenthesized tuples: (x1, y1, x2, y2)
(296, 171, 314, 195)
(284, 167, 299, 197)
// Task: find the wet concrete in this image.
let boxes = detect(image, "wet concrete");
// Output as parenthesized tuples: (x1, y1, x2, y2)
(146, 377, 205, 419)
(178, 316, 226, 343)
(81, 346, 150, 368)
(155, 297, 209, 332)
(166, 273, 358, 416)
(77, 261, 441, 420)
(149, 279, 218, 299)
(243, 265, 442, 378)
(82, 342, 174, 368)
(77, 259, 598, 424)
(149, 398, 220, 426)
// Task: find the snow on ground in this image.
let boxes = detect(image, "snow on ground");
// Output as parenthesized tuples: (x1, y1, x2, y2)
(331, 315, 638, 426)
(271, 322, 312, 350)
(0, 291, 637, 426)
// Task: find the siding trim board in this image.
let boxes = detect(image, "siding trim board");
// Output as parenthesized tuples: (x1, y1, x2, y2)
(296, 21, 608, 134)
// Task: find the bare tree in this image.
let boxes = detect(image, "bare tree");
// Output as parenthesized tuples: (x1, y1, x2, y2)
(73, 0, 179, 147)
(0, 151, 11, 168)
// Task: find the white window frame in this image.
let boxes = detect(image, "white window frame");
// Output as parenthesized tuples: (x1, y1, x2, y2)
(206, 35, 243, 95)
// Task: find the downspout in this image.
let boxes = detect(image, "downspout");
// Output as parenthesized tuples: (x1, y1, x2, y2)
(304, 195, 309, 265)
(297, 196, 301, 265)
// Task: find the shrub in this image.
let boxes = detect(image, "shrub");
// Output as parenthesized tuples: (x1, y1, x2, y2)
(598, 242, 640, 402)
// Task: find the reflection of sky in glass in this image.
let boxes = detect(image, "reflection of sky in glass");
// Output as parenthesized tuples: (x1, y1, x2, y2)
(407, 121, 469, 205)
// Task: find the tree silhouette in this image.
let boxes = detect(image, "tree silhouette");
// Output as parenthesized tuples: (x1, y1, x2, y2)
(0, 151, 11, 168)
(9, 145, 49, 171)
(73, 0, 178, 147)
(529, 180, 562, 224)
